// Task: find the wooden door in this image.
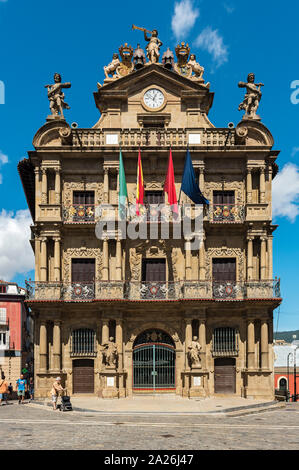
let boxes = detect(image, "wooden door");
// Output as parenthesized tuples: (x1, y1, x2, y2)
(72, 359, 94, 394)
(214, 358, 236, 394)
(212, 258, 236, 282)
(71, 259, 95, 282)
(142, 259, 166, 282)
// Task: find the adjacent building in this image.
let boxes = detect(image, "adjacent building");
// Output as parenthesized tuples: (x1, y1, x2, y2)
(0, 280, 33, 385)
(18, 34, 281, 399)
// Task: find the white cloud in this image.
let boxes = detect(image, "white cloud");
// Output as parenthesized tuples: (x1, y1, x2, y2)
(0, 209, 34, 281)
(0, 151, 8, 184)
(291, 146, 299, 158)
(194, 27, 228, 67)
(171, 0, 199, 40)
(223, 3, 235, 14)
(272, 163, 299, 222)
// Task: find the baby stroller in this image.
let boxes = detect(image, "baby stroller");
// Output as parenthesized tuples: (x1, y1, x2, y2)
(59, 389, 72, 412)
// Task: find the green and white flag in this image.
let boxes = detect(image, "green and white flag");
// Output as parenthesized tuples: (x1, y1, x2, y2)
(118, 148, 128, 220)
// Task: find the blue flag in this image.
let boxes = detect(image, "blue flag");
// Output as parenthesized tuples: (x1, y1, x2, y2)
(180, 148, 209, 205)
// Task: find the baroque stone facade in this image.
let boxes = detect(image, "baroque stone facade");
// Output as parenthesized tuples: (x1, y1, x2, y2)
(18, 31, 281, 400)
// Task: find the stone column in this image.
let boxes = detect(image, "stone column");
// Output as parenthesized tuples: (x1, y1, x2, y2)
(261, 319, 269, 370)
(115, 239, 122, 281)
(54, 168, 61, 204)
(102, 319, 109, 345)
(247, 317, 255, 369)
(185, 238, 192, 281)
(53, 237, 61, 282)
(267, 236, 273, 280)
(40, 237, 47, 282)
(35, 237, 41, 282)
(116, 318, 123, 371)
(185, 317, 192, 369)
(199, 311, 206, 369)
(103, 168, 109, 203)
(199, 235, 206, 280)
(52, 320, 61, 372)
(260, 237, 267, 280)
(39, 321, 47, 372)
(199, 167, 205, 192)
(102, 238, 109, 281)
(41, 168, 47, 204)
(34, 168, 40, 217)
(247, 236, 254, 280)
(260, 167, 266, 203)
(246, 168, 252, 204)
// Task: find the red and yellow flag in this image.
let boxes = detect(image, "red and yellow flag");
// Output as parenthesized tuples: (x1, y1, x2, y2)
(136, 148, 144, 216)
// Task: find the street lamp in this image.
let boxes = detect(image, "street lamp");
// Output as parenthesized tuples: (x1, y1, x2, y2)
(294, 346, 299, 402)
(287, 352, 293, 402)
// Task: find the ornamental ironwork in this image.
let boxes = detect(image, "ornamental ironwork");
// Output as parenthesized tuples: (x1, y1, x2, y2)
(209, 204, 245, 223)
(134, 329, 175, 347)
(71, 328, 96, 356)
(212, 327, 239, 356)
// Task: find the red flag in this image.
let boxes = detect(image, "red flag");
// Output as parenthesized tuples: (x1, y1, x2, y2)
(164, 148, 178, 215)
(136, 148, 144, 216)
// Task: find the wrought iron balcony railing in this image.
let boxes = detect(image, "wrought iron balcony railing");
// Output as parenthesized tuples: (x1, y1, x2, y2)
(208, 204, 245, 223)
(62, 204, 96, 223)
(25, 279, 281, 302)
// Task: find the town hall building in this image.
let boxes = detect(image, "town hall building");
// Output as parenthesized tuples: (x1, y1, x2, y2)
(18, 28, 281, 400)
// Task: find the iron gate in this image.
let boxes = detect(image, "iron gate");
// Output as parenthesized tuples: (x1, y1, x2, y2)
(133, 344, 175, 390)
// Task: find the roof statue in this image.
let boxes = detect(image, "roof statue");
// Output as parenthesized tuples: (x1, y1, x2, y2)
(132, 25, 162, 64)
(45, 73, 71, 120)
(238, 73, 264, 120)
(97, 26, 209, 87)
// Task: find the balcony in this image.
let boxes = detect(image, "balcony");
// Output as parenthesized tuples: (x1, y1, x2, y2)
(71, 128, 236, 148)
(62, 204, 97, 224)
(25, 279, 281, 302)
(208, 204, 245, 223)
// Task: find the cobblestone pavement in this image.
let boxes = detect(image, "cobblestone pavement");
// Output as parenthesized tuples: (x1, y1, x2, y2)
(0, 401, 298, 450)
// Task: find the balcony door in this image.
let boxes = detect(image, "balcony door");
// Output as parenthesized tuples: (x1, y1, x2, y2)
(71, 259, 95, 300)
(212, 258, 236, 299)
(72, 191, 95, 221)
(141, 259, 166, 299)
(145, 191, 164, 221)
(213, 191, 235, 221)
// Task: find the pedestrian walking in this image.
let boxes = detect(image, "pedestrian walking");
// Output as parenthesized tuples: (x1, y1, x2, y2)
(8, 383, 13, 400)
(28, 377, 34, 402)
(51, 377, 64, 411)
(16, 374, 27, 404)
(0, 376, 8, 406)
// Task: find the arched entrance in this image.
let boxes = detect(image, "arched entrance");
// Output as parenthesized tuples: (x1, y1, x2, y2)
(133, 329, 175, 391)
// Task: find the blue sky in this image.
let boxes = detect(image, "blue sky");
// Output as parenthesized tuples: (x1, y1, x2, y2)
(0, 0, 298, 331)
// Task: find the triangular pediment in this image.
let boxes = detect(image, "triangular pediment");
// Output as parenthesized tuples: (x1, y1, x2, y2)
(93, 64, 214, 129)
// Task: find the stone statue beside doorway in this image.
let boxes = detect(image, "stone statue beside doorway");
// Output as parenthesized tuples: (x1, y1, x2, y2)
(187, 336, 202, 369)
(102, 336, 118, 368)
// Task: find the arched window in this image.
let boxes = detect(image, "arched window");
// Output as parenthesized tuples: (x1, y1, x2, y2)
(279, 377, 287, 391)
(212, 327, 238, 356)
(71, 328, 96, 356)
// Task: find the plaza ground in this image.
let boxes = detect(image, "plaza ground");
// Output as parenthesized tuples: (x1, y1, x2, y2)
(0, 397, 298, 450)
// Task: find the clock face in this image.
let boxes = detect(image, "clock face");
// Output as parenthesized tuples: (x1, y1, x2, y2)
(143, 88, 165, 109)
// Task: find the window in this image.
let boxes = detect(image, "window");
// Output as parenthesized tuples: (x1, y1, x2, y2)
(0, 308, 6, 324)
(141, 259, 167, 299)
(71, 328, 96, 356)
(0, 285, 7, 294)
(212, 327, 238, 356)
